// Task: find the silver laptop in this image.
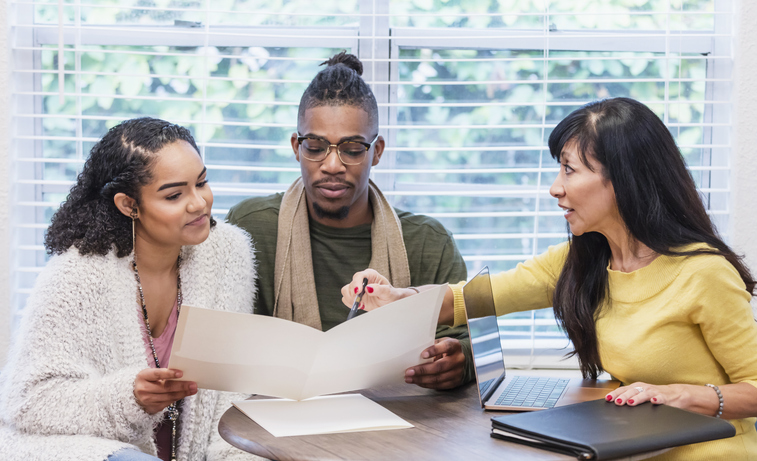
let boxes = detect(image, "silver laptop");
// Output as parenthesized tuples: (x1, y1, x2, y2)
(462, 266, 619, 411)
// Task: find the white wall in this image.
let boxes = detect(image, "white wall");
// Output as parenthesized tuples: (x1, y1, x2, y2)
(0, 2, 755, 364)
(0, 0, 11, 367)
(731, 0, 757, 312)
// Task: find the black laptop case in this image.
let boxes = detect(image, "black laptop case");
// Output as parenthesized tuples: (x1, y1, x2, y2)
(490, 399, 736, 460)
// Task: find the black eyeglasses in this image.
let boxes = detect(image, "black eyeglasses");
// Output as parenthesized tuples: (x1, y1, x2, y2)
(296, 133, 379, 166)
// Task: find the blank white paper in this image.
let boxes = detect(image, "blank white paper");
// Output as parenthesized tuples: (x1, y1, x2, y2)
(232, 394, 414, 437)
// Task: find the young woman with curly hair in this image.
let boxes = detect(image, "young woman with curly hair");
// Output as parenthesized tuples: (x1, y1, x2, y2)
(343, 98, 757, 460)
(0, 118, 264, 461)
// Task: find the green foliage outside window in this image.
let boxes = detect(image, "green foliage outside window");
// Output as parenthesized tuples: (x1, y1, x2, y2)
(26, 0, 720, 354)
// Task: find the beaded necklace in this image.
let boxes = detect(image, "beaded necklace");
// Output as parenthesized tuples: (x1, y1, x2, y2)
(132, 256, 182, 461)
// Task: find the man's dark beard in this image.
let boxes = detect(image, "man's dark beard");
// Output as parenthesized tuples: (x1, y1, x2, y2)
(312, 202, 350, 220)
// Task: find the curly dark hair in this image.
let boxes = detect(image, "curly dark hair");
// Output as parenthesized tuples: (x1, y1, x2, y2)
(45, 117, 211, 257)
(297, 51, 379, 131)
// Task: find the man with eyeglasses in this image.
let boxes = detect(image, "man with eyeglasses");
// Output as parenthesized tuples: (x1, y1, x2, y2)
(227, 52, 474, 390)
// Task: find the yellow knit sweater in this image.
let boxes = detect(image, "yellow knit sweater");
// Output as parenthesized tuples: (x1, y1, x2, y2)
(451, 242, 757, 460)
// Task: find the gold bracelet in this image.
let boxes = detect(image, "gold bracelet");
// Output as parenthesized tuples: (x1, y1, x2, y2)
(705, 383, 724, 418)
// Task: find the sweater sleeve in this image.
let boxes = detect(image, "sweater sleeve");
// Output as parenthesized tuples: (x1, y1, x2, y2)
(686, 256, 757, 389)
(1, 364, 161, 441)
(0, 255, 162, 443)
(452, 242, 568, 327)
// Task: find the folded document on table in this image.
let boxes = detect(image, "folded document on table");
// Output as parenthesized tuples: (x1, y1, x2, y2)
(232, 394, 414, 437)
(169, 285, 446, 400)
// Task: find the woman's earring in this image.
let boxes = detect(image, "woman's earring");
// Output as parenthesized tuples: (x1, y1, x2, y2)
(130, 207, 138, 255)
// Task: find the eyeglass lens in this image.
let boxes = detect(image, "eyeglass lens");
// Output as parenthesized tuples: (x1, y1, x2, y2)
(300, 138, 367, 164)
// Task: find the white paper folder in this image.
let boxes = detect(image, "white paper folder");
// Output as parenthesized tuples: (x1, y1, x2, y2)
(168, 284, 446, 401)
(232, 394, 414, 437)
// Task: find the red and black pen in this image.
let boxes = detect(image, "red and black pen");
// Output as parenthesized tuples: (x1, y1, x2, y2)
(346, 277, 369, 320)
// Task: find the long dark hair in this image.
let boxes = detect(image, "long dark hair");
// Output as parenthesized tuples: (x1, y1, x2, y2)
(297, 51, 378, 131)
(45, 117, 211, 257)
(549, 97, 755, 379)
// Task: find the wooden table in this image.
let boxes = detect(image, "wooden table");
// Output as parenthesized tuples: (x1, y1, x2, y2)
(218, 382, 575, 460)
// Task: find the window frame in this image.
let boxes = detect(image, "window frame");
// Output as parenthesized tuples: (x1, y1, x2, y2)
(10, 0, 734, 369)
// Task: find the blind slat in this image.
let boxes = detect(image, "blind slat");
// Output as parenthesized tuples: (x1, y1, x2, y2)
(12, 70, 732, 86)
(11, 114, 735, 130)
(10, 1, 727, 18)
(12, 45, 732, 63)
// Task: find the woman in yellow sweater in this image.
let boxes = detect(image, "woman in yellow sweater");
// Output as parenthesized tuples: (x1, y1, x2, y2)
(342, 97, 757, 460)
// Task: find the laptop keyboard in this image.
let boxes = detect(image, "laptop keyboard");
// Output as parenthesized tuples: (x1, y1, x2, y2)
(494, 376, 570, 409)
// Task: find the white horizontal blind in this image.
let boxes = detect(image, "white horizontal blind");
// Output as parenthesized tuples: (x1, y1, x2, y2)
(11, 0, 732, 368)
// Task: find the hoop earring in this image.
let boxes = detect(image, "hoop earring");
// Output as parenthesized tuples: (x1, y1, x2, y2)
(130, 207, 138, 257)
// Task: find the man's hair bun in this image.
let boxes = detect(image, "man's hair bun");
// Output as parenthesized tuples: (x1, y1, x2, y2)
(321, 50, 363, 76)
(300, 50, 377, 130)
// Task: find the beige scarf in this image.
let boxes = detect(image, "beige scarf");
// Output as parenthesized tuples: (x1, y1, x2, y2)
(273, 177, 411, 330)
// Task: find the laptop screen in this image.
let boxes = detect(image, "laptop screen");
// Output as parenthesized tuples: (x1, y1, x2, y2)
(462, 267, 507, 399)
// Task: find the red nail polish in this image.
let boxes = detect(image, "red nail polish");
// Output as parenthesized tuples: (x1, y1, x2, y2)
(359, 304, 364, 310)
(616, 398, 622, 404)
(367, 286, 374, 293)
(628, 399, 634, 405)
(606, 395, 612, 401)
(354, 287, 358, 293)
(652, 397, 658, 403)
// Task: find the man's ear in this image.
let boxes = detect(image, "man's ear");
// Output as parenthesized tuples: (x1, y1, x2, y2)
(291, 132, 301, 162)
(113, 193, 138, 219)
(371, 135, 385, 167)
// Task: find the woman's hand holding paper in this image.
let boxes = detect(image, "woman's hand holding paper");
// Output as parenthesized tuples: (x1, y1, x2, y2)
(133, 368, 197, 414)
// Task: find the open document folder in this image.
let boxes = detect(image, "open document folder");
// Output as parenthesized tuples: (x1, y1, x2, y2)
(169, 285, 446, 401)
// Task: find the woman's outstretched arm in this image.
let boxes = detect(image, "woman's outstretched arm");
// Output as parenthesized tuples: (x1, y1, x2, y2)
(341, 269, 457, 326)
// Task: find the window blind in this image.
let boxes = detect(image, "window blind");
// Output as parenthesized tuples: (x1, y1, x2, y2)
(11, 0, 733, 369)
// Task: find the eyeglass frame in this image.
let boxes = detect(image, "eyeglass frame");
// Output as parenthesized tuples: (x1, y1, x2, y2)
(295, 133, 380, 166)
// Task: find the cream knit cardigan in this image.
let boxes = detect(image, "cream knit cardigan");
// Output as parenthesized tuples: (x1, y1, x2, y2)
(0, 222, 265, 461)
